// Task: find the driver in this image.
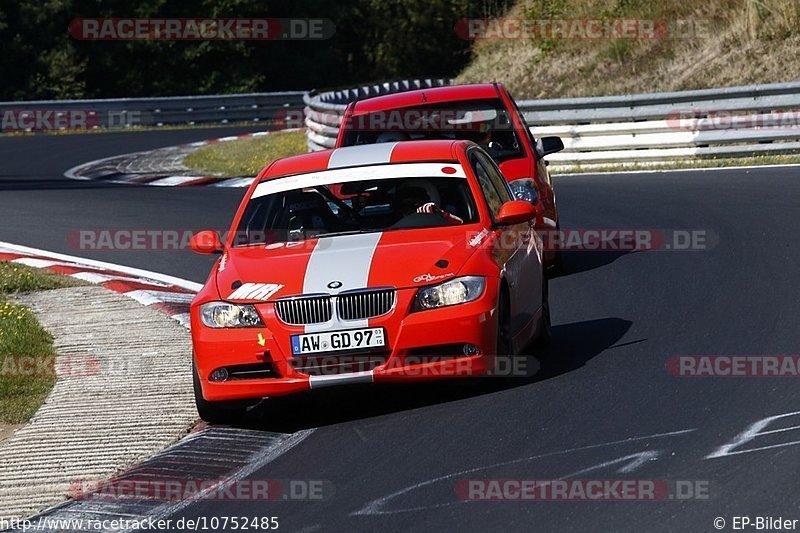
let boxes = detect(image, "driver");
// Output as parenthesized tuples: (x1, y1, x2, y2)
(398, 186, 463, 224)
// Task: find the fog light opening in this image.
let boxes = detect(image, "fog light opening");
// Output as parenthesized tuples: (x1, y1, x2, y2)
(462, 344, 480, 356)
(209, 368, 229, 382)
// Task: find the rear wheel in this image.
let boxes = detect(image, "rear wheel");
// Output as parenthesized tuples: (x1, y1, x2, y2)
(192, 361, 251, 424)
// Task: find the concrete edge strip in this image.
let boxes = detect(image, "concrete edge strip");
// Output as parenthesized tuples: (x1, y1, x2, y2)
(0, 243, 317, 528)
(0, 284, 198, 522)
(7, 428, 314, 532)
(63, 128, 303, 188)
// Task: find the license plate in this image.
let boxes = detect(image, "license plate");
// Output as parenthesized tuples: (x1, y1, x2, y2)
(291, 328, 385, 355)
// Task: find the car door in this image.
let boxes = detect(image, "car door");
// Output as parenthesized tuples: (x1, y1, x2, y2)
(469, 148, 542, 344)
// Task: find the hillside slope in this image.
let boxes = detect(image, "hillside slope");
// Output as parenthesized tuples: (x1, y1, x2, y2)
(456, 0, 800, 98)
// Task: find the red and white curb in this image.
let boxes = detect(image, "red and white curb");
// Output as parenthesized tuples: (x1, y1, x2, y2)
(0, 243, 203, 520)
(0, 242, 200, 328)
(64, 128, 301, 188)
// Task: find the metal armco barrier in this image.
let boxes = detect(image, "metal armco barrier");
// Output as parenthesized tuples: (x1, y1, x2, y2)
(4, 79, 798, 170)
(304, 80, 800, 169)
(0, 91, 306, 129)
(303, 79, 450, 151)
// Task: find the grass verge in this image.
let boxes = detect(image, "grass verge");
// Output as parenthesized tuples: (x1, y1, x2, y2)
(0, 262, 83, 425)
(183, 130, 307, 178)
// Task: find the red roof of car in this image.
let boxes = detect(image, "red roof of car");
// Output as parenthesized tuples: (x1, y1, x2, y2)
(350, 84, 501, 115)
(260, 140, 470, 179)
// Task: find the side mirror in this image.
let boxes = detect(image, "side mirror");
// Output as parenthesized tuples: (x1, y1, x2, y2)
(536, 136, 564, 157)
(496, 200, 537, 226)
(189, 230, 224, 254)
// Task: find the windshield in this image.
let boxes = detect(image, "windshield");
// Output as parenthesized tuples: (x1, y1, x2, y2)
(236, 164, 478, 246)
(341, 99, 524, 162)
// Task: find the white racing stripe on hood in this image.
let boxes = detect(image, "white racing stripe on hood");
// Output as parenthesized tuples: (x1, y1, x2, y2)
(303, 233, 382, 333)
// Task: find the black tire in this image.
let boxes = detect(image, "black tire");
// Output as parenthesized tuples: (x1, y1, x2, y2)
(496, 290, 513, 358)
(537, 276, 552, 346)
(546, 250, 565, 277)
(192, 361, 250, 424)
(546, 222, 565, 277)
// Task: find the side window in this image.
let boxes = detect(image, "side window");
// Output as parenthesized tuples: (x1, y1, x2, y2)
(507, 90, 537, 147)
(475, 151, 512, 203)
(470, 151, 506, 218)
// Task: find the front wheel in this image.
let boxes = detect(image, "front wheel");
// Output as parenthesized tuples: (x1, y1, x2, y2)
(496, 291, 513, 358)
(545, 222, 565, 277)
(537, 277, 552, 345)
(192, 361, 252, 424)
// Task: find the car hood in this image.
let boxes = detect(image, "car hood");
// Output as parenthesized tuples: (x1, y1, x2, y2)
(214, 227, 484, 302)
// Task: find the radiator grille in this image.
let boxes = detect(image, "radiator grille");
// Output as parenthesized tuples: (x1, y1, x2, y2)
(274, 295, 332, 325)
(337, 289, 396, 320)
(273, 288, 396, 325)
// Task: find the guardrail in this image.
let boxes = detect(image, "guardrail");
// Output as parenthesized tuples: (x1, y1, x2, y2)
(303, 79, 449, 151)
(304, 80, 800, 169)
(0, 92, 305, 129)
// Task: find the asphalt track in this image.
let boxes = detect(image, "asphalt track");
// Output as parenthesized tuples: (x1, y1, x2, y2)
(3, 127, 800, 532)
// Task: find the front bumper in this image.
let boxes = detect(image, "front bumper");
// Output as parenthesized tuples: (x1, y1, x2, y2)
(192, 284, 498, 402)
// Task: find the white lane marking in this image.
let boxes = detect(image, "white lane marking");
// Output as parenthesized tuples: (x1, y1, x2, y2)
(558, 450, 662, 479)
(148, 176, 207, 186)
(12, 258, 63, 268)
(125, 290, 195, 306)
(328, 142, 398, 168)
(210, 177, 255, 187)
(251, 163, 466, 198)
(63, 151, 147, 181)
(552, 162, 800, 177)
(70, 271, 170, 287)
(706, 410, 800, 458)
(303, 233, 382, 333)
(0, 241, 202, 292)
(171, 313, 191, 328)
(351, 428, 696, 516)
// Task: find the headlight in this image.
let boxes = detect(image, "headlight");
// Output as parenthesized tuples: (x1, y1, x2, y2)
(414, 276, 486, 310)
(200, 302, 263, 328)
(509, 178, 538, 204)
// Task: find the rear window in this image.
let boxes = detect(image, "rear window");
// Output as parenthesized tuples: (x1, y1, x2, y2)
(341, 99, 524, 162)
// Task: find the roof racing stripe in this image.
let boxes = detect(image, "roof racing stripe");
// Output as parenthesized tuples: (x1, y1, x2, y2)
(327, 142, 398, 169)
